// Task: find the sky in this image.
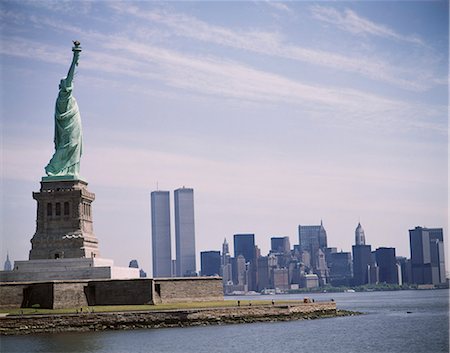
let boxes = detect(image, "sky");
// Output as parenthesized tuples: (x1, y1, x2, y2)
(0, 1, 448, 275)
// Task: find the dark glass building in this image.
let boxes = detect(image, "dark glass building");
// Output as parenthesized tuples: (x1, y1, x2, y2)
(375, 247, 398, 284)
(298, 221, 327, 255)
(409, 227, 445, 285)
(233, 234, 255, 263)
(256, 256, 270, 291)
(396, 256, 411, 284)
(327, 251, 352, 286)
(270, 236, 291, 254)
(352, 245, 373, 285)
(200, 251, 221, 276)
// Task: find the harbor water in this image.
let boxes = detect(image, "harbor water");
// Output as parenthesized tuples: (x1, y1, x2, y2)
(1, 289, 448, 353)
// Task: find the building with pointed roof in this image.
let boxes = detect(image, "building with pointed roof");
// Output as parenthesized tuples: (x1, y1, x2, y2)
(3, 253, 12, 271)
(355, 222, 366, 245)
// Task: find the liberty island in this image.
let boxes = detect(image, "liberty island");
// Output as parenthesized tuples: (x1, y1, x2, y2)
(0, 42, 343, 334)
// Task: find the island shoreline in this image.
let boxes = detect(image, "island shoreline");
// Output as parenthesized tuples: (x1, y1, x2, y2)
(0, 302, 361, 336)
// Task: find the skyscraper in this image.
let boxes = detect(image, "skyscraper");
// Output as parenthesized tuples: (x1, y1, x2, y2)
(221, 238, 232, 284)
(352, 244, 373, 285)
(256, 256, 270, 291)
(298, 221, 328, 255)
(352, 222, 374, 286)
(327, 251, 352, 286)
(151, 191, 172, 277)
(232, 254, 247, 287)
(200, 251, 221, 276)
(298, 221, 329, 285)
(174, 187, 196, 277)
(270, 236, 291, 254)
(233, 234, 255, 263)
(3, 253, 12, 271)
(375, 247, 398, 284)
(409, 227, 446, 285)
(355, 222, 366, 245)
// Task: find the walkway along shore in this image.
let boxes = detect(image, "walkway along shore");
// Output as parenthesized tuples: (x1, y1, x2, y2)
(0, 301, 361, 335)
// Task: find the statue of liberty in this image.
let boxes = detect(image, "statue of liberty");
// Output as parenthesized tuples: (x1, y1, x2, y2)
(45, 41, 83, 179)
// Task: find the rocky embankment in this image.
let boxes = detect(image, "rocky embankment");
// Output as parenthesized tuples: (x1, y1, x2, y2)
(0, 302, 361, 335)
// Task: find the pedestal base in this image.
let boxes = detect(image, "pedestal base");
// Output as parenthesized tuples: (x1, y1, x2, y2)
(29, 179, 100, 260)
(0, 258, 139, 282)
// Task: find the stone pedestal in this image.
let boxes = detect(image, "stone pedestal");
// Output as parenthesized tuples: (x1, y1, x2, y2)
(29, 179, 100, 260)
(0, 258, 140, 282)
(0, 178, 140, 283)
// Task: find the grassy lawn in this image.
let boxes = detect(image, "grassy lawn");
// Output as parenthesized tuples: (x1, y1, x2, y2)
(0, 299, 307, 316)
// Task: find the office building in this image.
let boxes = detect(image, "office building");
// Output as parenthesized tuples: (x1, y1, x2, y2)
(352, 245, 373, 285)
(273, 268, 289, 291)
(271, 236, 291, 254)
(3, 253, 12, 271)
(375, 247, 398, 284)
(151, 191, 172, 277)
(201, 251, 221, 276)
(174, 187, 196, 277)
(355, 222, 366, 245)
(302, 273, 319, 288)
(352, 222, 374, 285)
(397, 256, 412, 284)
(409, 226, 446, 285)
(129, 259, 147, 278)
(233, 234, 255, 263)
(327, 251, 352, 286)
(221, 238, 232, 284)
(298, 221, 328, 255)
(298, 221, 329, 285)
(256, 256, 270, 291)
(232, 255, 247, 287)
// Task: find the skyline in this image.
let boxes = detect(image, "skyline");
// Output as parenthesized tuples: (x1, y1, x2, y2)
(1, 1, 448, 274)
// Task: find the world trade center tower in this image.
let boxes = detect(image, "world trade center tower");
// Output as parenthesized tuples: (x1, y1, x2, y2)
(175, 187, 196, 277)
(151, 191, 172, 277)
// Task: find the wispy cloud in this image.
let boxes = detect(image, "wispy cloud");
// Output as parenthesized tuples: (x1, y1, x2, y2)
(265, 1, 293, 14)
(1, 33, 445, 135)
(106, 2, 437, 92)
(22, 0, 93, 15)
(311, 5, 424, 46)
(0, 7, 445, 134)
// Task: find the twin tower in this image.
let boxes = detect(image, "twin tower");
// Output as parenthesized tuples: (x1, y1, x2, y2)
(151, 187, 196, 278)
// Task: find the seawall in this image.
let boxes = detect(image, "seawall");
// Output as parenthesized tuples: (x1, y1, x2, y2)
(0, 302, 351, 335)
(0, 277, 223, 309)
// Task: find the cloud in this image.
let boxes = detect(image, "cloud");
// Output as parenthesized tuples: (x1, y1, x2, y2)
(22, 0, 93, 15)
(107, 2, 437, 92)
(265, 1, 293, 13)
(311, 5, 424, 45)
(1, 34, 445, 135)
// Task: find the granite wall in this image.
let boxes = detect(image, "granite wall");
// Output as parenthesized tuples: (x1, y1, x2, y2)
(0, 277, 223, 309)
(154, 277, 223, 304)
(0, 283, 28, 309)
(85, 279, 153, 306)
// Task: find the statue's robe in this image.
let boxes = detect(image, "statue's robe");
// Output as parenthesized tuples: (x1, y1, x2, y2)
(45, 82, 82, 177)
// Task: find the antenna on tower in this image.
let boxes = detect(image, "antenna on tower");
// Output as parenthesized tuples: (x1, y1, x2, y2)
(156, 181, 159, 191)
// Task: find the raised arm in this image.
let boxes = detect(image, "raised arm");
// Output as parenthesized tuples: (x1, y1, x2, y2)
(65, 41, 82, 87)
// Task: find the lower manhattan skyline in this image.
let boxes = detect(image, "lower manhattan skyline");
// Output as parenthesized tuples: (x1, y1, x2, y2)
(1, 1, 448, 276)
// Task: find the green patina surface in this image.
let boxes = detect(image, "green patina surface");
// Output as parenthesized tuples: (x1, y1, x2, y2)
(45, 42, 83, 179)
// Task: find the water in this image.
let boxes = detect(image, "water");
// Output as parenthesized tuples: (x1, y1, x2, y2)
(1, 289, 448, 353)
